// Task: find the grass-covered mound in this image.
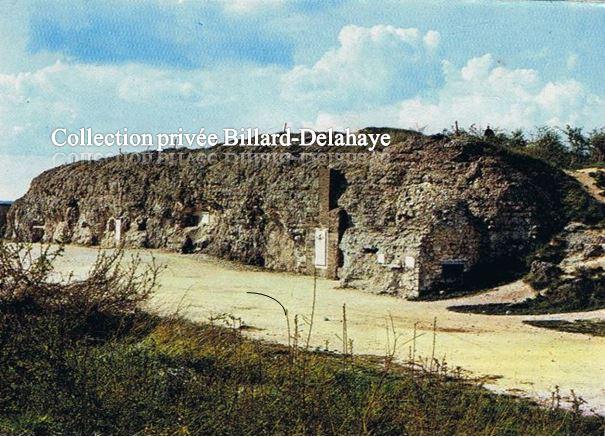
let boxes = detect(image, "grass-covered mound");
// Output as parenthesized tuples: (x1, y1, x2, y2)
(0, 243, 603, 435)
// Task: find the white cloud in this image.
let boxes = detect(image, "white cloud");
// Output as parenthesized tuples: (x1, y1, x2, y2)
(423, 30, 440, 49)
(222, 0, 284, 14)
(281, 25, 441, 107)
(0, 61, 210, 155)
(306, 107, 401, 132)
(312, 53, 605, 133)
(396, 54, 605, 131)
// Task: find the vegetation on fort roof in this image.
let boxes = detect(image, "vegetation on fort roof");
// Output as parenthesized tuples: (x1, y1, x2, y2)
(0, 243, 603, 435)
(445, 124, 605, 170)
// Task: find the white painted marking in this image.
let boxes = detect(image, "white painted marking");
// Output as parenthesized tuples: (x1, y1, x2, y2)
(115, 218, 122, 243)
(314, 228, 328, 267)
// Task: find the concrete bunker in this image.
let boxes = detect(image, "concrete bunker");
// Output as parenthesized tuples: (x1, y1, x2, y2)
(418, 203, 483, 293)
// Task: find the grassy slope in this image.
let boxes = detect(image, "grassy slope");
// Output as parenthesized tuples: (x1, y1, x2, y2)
(589, 170, 605, 192)
(1, 311, 604, 436)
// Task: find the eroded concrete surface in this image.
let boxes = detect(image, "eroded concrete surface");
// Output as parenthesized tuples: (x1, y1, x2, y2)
(53, 245, 605, 414)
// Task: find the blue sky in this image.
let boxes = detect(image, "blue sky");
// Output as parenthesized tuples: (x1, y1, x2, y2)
(1, 0, 605, 199)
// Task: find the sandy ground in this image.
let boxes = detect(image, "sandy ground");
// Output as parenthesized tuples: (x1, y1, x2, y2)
(568, 168, 605, 203)
(51, 245, 605, 415)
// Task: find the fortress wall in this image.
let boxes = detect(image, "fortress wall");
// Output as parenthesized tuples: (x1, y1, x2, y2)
(5, 132, 580, 297)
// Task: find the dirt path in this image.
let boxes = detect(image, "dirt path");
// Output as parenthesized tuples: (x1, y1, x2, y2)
(52, 245, 605, 414)
(568, 168, 605, 203)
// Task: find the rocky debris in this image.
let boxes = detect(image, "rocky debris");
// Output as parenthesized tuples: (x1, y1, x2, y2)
(583, 244, 604, 259)
(527, 261, 564, 290)
(522, 216, 605, 303)
(5, 129, 600, 298)
(556, 224, 605, 270)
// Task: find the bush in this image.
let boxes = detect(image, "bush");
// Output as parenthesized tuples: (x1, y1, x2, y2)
(0, 242, 161, 433)
(0, 242, 159, 342)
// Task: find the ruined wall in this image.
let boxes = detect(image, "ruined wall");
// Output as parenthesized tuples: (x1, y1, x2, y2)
(6, 131, 582, 297)
(417, 203, 484, 293)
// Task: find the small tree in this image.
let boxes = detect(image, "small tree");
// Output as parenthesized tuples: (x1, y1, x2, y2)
(563, 125, 590, 168)
(589, 129, 605, 164)
(527, 127, 570, 168)
(505, 129, 527, 150)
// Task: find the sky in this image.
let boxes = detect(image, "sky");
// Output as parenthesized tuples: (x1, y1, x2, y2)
(1, 0, 605, 200)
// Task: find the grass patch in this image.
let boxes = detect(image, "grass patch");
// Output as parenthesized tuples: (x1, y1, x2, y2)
(1, 242, 604, 435)
(524, 319, 605, 337)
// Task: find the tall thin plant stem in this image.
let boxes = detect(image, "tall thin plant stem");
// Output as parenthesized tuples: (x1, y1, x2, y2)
(431, 316, 437, 372)
(342, 303, 348, 357)
(305, 267, 318, 349)
(247, 292, 291, 349)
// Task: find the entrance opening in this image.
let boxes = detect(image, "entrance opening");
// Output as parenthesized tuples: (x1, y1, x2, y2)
(32, 224, 45, 243)
(181, 236, 194, 254)
(441, 261, 464, 284)
(362, 246, 378, 254)
(180, 213, 199, 228)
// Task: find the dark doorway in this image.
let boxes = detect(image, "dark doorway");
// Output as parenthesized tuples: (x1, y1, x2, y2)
(180, 213, 199, 228)
(441, 262, 464, 284)
(181, 236, 195, 254)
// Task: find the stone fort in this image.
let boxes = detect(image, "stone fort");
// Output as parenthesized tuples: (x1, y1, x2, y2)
(6, 130, 582, 298)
